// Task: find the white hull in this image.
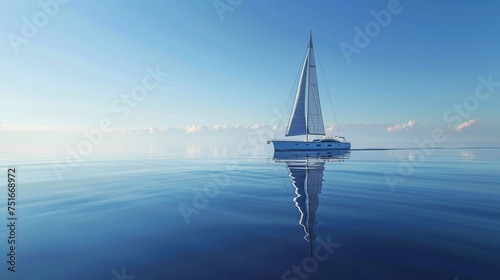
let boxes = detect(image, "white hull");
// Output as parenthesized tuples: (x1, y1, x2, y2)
(270, 140, 351, 151)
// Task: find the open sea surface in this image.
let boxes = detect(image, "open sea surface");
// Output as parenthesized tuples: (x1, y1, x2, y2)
(0, 148, 499, 279)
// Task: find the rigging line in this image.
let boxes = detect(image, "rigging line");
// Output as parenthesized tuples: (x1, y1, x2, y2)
(274, 47, 309, 139)
(315, 46, 342, 135)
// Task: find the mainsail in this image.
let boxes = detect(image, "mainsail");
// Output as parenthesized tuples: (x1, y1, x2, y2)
(286, 32, 326, 137)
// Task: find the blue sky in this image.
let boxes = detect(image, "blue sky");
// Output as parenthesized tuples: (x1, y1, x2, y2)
(1, 0, 499, 150)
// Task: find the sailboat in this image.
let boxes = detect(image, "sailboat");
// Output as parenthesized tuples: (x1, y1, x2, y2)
(269, 32, 351, 151)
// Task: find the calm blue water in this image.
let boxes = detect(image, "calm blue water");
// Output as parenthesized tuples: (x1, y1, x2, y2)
(0, 148, 499, 279)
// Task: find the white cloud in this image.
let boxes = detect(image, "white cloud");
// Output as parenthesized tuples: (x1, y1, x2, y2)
(183, 123, 278, 134)
(249, 123, 262, 130)
(387, 120, 416, 133)
(184, 124, 206, 133)
(185, 124, 250, 133)
(455, 119, 478, 132)
(245, 123, 278, 133)
(148, 126, 157, 135)
(326, 124, 336, 133)
(211, 124, 228, 131)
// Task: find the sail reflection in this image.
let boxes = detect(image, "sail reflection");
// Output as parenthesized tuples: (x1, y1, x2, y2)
(272, 150, 350, 254)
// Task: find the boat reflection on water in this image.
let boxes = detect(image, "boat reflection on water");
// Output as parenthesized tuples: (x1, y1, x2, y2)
(272, 150, 350, 255)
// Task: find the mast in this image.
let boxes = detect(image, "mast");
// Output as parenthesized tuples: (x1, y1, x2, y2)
(306, 31, 312, 142)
